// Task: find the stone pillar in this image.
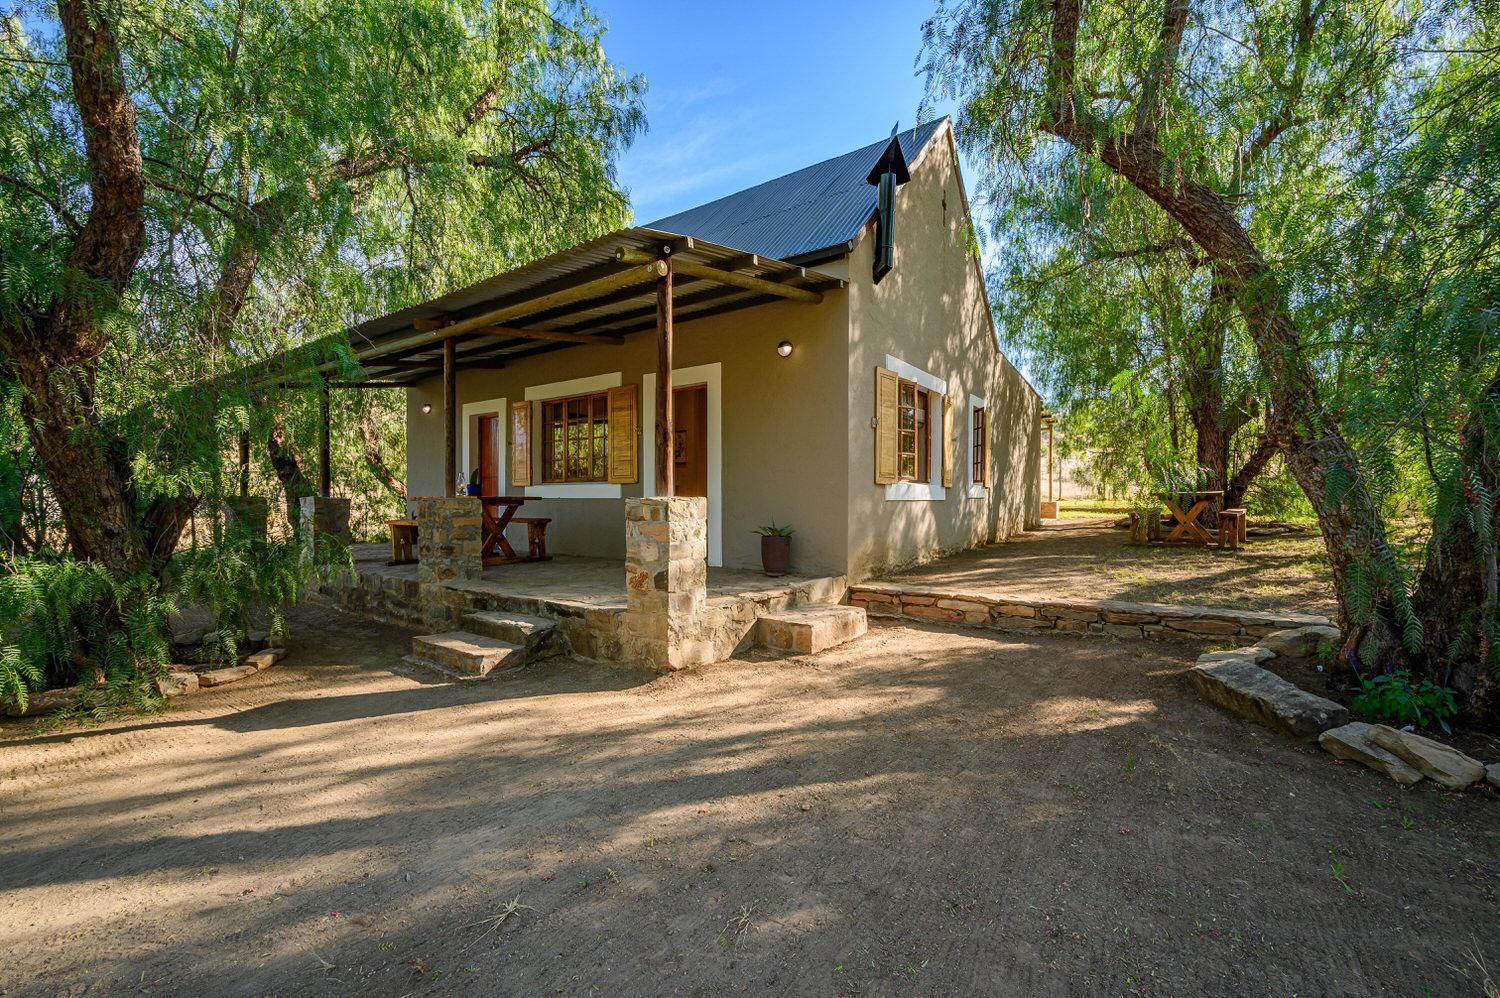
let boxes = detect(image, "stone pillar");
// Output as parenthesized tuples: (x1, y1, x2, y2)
(623, 496, 710, 671)
(224, 496, 270, 541)
(299, 495, 351, 556)
(415, 497, 484, 626)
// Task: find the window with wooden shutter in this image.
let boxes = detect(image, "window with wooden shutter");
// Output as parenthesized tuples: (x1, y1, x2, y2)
(510, 400, 532, 487)
(874, 367, 900, 485)
(606, 384, 638, 484)
(941, 394, 954, 488)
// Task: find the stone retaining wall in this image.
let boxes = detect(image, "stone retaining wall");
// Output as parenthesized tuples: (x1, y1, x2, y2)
(848, 583, 1330, 643)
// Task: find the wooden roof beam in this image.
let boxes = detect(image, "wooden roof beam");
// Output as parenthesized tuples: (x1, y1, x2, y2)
(614, 248, 823, 303)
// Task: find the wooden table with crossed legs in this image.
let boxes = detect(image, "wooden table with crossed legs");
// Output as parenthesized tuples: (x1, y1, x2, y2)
(1162, 490, 1224, 545)
(479, 496, 552, 566)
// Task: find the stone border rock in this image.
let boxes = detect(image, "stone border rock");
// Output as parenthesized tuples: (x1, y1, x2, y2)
(4, 643, 290, 718)
(848, 583, 1331, 643)
(1178, 623, 1498, 793)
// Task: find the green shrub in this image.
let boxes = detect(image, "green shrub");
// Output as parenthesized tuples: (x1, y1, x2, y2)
(1351, 671, 1459, 733)
(0, 529, 349, 714)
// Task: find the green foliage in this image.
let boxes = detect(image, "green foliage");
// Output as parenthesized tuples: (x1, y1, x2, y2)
(1352, 671, 1459, 733)
(0, 528, 347, 711)
(0, 559, 173, 713)
(923, 0, 1499, 679)
(752, 522, 795, 537)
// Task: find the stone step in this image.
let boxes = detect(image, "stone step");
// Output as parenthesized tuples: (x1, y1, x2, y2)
(410, 631, 526, 677)
(461, 610, 557, 654)
(756, 604, 867, 656)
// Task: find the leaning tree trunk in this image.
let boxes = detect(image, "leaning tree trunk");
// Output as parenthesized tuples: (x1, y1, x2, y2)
(1045, 124, 1412, 662)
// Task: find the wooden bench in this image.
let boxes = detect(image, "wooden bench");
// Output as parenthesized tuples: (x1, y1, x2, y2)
(1218, 508, 1248, 550)
(386, 519, 418, 565)
(511, 517, 552, 562)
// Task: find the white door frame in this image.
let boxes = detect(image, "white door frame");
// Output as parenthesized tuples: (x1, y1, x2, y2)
(461, 396, 506, 493)
(643, 362, 723, 567)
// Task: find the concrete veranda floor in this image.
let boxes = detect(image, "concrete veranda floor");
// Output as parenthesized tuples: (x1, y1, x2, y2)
(350, 542, 830, 610)
(1, 602, 1494, 995)
(882, 517, 1337, 615)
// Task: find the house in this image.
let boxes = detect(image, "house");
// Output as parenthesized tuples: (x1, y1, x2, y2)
(294, 118, 1041, 672)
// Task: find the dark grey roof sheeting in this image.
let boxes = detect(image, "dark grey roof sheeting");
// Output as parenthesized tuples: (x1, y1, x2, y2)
(642, 119, 947, 262)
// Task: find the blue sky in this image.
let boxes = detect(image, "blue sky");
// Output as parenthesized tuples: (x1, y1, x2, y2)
(595, 1, 949, 224)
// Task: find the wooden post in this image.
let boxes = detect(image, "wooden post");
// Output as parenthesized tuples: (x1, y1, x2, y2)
(655, 254, 674, 496)
(318, 382, 331, 498)
(443, 337, 457, 496)
(237, 431, 250, 498)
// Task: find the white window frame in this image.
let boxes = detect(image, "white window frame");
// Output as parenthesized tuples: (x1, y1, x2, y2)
(643, 363, 723, 567)
(523, 372, 623, 498)
(967, 393, 989, 499)
(883, 354, 947, 502)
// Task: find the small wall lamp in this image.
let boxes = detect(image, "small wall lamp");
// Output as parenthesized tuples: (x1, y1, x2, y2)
(421, 402, 433, 414)
(776, 340, 793, 357)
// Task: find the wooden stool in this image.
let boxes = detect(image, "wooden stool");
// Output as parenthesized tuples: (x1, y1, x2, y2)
(1222, 507, 1248, 544)
(1217, 509, 1247, 550)
(386, 519, 418, 565)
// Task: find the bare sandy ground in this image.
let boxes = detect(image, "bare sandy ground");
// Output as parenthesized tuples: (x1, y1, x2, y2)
(885, 519, 1337, 615)
(1, 601, 1495, 996)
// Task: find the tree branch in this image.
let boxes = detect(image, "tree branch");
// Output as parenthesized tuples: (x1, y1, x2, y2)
(1134, 0, 1190, 140)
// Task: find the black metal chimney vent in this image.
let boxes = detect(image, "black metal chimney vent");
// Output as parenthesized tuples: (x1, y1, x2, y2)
(866, 134, 912, 284)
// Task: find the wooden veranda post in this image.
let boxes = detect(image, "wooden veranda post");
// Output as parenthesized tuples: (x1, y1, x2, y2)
(317, 382, 331, 498)
(443, 337, 457, 496)
(655, 252, 674, 496)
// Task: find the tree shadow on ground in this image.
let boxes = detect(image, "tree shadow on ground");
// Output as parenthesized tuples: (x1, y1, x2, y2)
(0, 612, 1492, 997)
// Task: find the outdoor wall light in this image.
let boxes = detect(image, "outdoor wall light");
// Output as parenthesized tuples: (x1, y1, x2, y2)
(421, 402, 433, 414)
(776, 340, 793, 357)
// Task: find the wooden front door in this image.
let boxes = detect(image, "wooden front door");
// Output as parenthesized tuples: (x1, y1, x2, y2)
(477, 414, 500, 496)
(672, 384, 708, 498)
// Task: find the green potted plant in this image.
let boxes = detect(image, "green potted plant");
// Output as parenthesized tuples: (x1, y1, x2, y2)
(465, 468, 482, 496)
(753, 521, 794, 577)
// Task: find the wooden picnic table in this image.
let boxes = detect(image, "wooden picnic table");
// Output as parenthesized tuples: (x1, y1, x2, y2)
(1162, 490, 1224, 545)
(479, 496, 551, 566)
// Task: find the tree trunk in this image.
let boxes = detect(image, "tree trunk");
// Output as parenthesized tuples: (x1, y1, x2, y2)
(267, 424, 314, 528)
(1223, 429, 1281, 511)
(1410, 365, 1500, 717)
(1046, 122, 1408, 658)
(359, 415, 407, 501)
(3, 1, 154, 575)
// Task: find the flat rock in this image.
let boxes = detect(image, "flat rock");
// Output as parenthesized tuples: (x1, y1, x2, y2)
(3, 685, 80, 718)
(198, 664, 257, 687)
(1197, 646, 1275, 665)
(243, 648, 284, 671)
(1488, 763, 1500, 790)
(155, 671, 200, 698)
(1190, 657, 1348, 739)
(1318, 722, 1424, 785)
(1367, 725, 1486, 789)
(1256, 625, 1341, 661)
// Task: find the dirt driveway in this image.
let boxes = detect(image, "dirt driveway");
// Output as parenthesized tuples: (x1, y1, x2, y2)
(1, 602, 1495, 996)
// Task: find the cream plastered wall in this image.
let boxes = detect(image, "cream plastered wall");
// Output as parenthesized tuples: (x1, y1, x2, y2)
(405, 285, 852, 575)
(843, 123, 1042, 579)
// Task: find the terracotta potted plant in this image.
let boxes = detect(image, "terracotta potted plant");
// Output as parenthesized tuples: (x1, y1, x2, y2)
(754, 521, 794, 577)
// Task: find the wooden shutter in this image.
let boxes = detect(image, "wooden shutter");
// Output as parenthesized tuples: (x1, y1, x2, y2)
(874, 367, 899, 485)
(510, 400, 531, 487)
(606, 384, 639, 484)
(941, 394, 955, 488)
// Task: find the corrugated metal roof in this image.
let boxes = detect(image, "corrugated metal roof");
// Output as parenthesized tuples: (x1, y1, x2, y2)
(642, 119, 947, 262)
